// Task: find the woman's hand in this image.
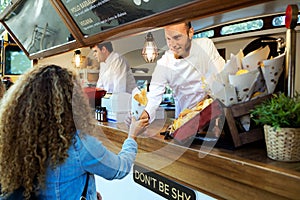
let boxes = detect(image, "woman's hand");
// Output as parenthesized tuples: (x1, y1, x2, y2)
(124, 112, 132, 128)
(128, 117, 149, 140)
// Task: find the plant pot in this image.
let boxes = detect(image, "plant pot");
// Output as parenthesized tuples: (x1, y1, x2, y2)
(264, 125, 300, 162)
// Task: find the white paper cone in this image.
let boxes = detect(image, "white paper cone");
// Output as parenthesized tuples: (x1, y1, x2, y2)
(242, 45, 270, 70)
(131, 87, 146, 120)
(229, 69, 260, 102)
(261, 53, 285, 94)
(251, 67, 267, 97)
(233, 49, 244, 70)
(211, 81, 237, 106)
(240, 115, 251, 131)
(217, 50, 244, 85)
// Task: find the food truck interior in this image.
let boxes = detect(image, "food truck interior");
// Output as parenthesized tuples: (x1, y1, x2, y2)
(0, 0, 300, 199)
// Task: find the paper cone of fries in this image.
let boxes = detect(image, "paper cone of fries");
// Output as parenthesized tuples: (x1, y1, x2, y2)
(261, 53, 285, 94)
(131, 87, 148, 120)
(231, 49, 244, 70)
(242, 45, 270, 70)
(251, 67, 267, 99)
(229, 69, 261, 102)
(217, 51, 244, 84)
(210, 81, 237, 106)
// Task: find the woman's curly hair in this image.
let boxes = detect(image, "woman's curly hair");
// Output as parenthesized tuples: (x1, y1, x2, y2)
(0, 81, 5, 98)
(0, 64, 99, 198)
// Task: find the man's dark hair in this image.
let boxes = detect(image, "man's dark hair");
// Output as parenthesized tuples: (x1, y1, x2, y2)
(90, 41, 113, 52)
(183, 21, 192, 35)
(186, 21, 192, 29)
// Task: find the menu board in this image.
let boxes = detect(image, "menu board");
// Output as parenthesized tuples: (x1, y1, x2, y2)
(61, 0, 196, 36)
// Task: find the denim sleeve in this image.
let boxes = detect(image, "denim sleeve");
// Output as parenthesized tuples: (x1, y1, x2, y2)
(76, 133, 137, 180)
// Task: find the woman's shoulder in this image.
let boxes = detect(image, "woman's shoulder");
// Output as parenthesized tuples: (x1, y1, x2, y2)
(73, 130, 102, 150)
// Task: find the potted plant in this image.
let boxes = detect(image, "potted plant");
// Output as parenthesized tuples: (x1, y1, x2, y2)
(250, 92, 300, 161)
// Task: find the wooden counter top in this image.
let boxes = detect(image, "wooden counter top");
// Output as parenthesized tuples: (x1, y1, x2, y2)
(96, 120, 300, 199)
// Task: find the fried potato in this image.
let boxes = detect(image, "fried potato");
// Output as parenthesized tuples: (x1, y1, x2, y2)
(178, 108, 193, 118)
(170, 97, 213, 132)
(193, 98, 213, 111)
(251, 91, 262, 98)
(172, 111, 198, 131)
(133, 88, 148, 106)
(235, 69, 249, 75)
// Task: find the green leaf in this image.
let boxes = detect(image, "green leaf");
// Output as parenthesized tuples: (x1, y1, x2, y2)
(250, 92, 300, 129)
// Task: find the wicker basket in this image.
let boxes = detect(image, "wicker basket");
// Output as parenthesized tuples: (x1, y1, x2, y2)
(264, 125, 300, 162)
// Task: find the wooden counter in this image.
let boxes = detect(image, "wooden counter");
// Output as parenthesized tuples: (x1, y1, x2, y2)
(97, 120, 300, 200)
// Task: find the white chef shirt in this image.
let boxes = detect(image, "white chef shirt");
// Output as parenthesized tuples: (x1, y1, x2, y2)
(145, 38, 225, 122)
(96, 51, 136, 93)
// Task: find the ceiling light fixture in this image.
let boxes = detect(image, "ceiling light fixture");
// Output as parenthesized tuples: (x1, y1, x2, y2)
(141, 32, 158, 63)
(73, 49, 81, 67)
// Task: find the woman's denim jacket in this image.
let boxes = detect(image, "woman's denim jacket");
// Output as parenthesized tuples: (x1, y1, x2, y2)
(39, 130, 137, 200)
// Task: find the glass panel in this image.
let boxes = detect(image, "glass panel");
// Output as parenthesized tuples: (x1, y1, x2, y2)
(5, 45, 31, 75)
(61, 0, 196, 36)
(0, 24, 5, 34)
(193, 30, 214, 38)
(272, 15, 300, 26)
(3, 0, 73, 55)
(0, 0, 11, 13)
(220, 19, 263, 35)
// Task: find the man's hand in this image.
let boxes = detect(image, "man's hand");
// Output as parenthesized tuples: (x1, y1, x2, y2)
(140, 110, 150, 122)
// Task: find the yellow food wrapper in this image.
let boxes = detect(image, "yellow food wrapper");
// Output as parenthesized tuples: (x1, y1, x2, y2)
(131, 87, 148, 120)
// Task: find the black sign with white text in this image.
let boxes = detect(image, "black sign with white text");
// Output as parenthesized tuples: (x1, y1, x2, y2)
(133, 164, 196, 200)
(61, 0, 196, 36)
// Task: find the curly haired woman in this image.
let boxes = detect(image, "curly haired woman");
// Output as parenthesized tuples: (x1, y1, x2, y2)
(0, 80, 5, 99)
(0, 64, 148, 200)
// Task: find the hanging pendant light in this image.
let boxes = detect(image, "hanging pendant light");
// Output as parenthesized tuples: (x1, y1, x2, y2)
(73, 49, 82, 67)
(142, 32, 158, 63)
